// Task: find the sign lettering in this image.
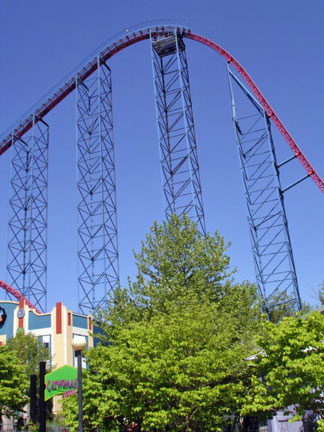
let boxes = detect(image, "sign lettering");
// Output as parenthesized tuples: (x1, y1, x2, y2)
(44, 365, 77, 401)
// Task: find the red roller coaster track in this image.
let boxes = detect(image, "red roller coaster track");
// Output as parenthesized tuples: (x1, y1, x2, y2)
(0, 280, 40, 314)
(0, 25, 323, 193)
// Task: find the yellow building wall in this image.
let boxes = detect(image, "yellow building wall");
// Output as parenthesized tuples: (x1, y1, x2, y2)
(52, 302, 65, 369)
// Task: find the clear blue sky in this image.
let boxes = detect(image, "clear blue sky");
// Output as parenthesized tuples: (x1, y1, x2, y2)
(0, 0, 323, 312)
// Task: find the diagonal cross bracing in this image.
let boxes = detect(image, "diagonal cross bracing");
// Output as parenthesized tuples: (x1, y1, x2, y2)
(76, 58, 119, 314)
(227, 65, 301, 321)
(7, 116, 49, 312)
(150, 29, 206, 234)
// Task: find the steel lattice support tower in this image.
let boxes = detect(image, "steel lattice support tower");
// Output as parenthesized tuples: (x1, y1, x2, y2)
(76, 58, 119, 314)
(150, 29, 206, 235)
(227, 65, 301, 320)
(7, 115, 49, 312)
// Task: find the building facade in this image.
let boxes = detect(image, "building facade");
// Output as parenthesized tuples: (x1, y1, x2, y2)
(0, 299, 94, 368)
(0, 299, 95, 419)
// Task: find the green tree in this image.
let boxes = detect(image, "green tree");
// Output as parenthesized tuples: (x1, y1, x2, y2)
(318, 282, 324, 306)
(301, 300, 315, 315)
(6, 330, 50, 378)
(5, 331, 52, 428)
(265, 290, 303, 323)
(242, 311, 324, 429)
(62, 215, 261, 431)
(0, 345, 28, 419)
(97, 214, 237, 341)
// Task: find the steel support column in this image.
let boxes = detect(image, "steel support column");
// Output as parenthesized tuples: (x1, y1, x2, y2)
(151, 28, 206, 234)
(7, 115, 49, 312)
(76, 58, 119, 314)
(227, 64, 301, 321)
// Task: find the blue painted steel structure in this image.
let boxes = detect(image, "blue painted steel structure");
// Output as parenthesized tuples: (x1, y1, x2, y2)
(7, 115, 49, 312)
(76, 58, 119, 313)
(150, 28, 206, 235)
(227, 64, 301, 319)
(1, 22, 314, 318)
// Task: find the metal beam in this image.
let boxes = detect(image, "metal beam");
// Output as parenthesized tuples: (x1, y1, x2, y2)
(76, 58, 119, 314)
(7, 115, 49, 312)
(151, 29, 206, 234)
(227, 63, 301, 321)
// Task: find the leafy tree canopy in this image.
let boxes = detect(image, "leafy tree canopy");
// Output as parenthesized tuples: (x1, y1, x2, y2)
(242, 311, 324, 427)
(62, 215, 261, 431)
(0, 344, 28, 418)
(0, 330, 51, 425)
(318, 282, 324, 306)
(6, 330, 50, 379)
(97, 215, 241, 340)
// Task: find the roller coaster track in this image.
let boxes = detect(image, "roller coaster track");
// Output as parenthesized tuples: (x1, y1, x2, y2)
(0, 280, 40, 314)
(0, 24, 323, 193)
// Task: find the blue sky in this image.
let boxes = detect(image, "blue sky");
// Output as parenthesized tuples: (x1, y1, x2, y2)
(0, 0, 323, 312)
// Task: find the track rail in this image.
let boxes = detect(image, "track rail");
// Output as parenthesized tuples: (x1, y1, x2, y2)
(1, 25, 323, 193)
(0, 280, 41, 314)
(187, 33, 324, 193)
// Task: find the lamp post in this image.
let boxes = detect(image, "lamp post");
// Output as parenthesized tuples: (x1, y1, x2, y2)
(72, 336, 87, 432)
